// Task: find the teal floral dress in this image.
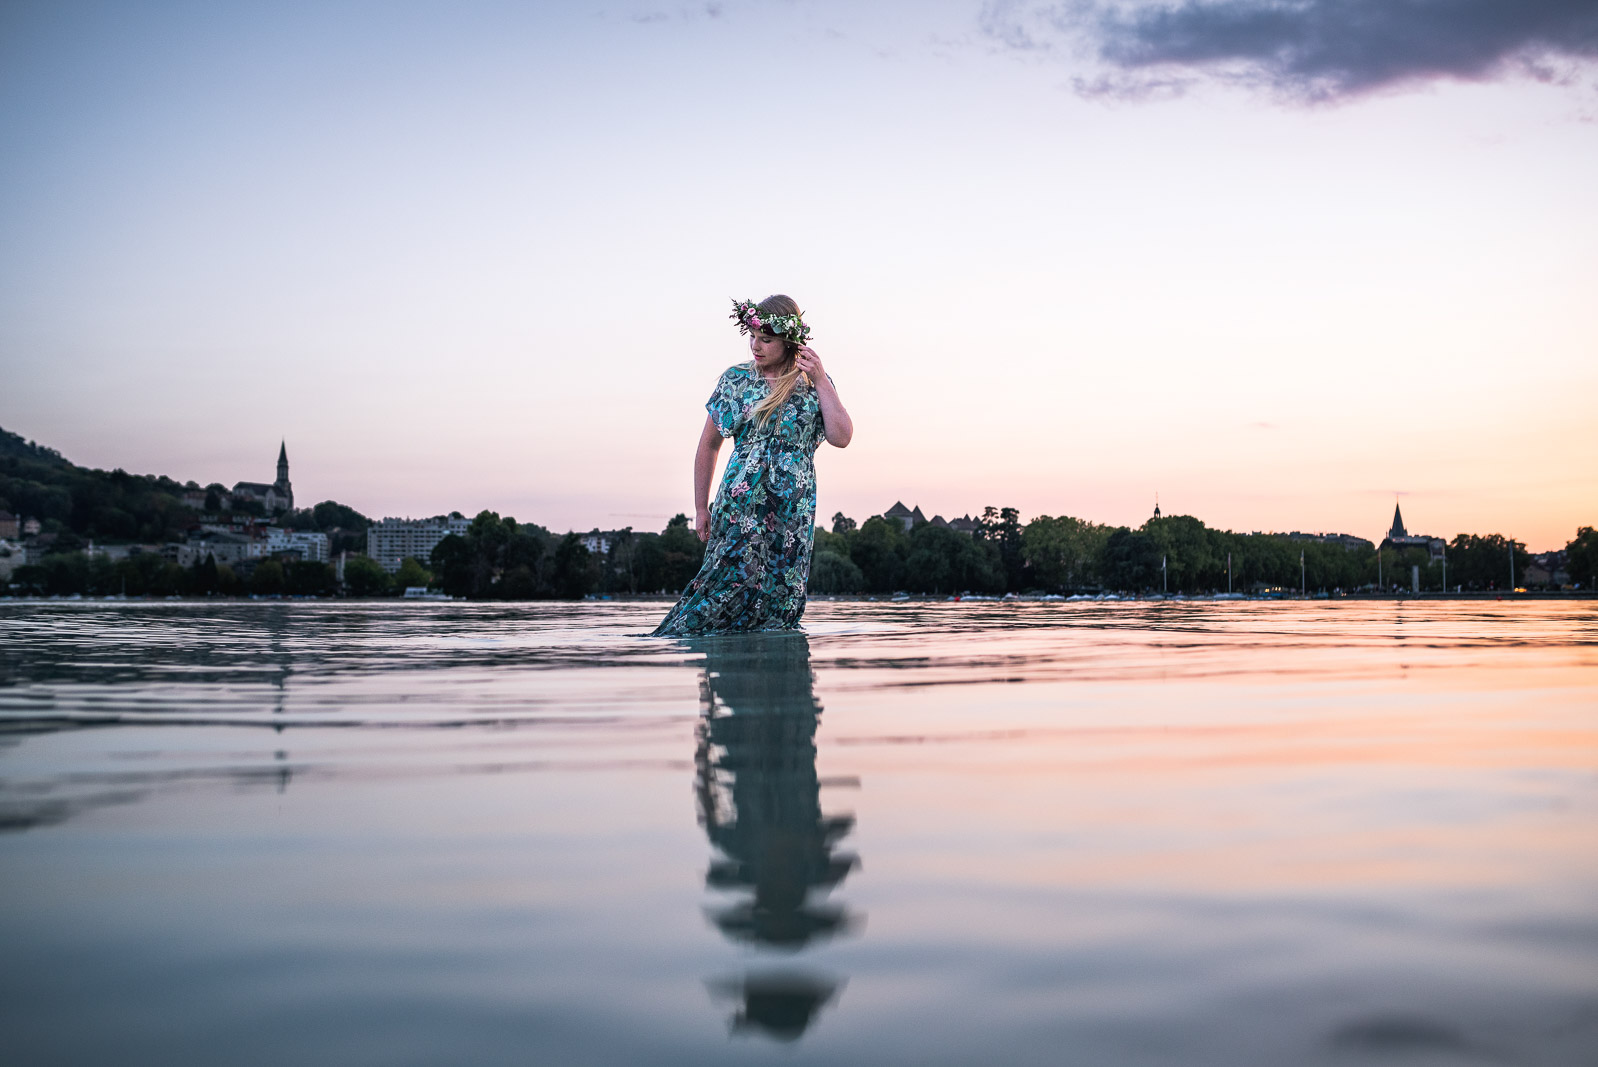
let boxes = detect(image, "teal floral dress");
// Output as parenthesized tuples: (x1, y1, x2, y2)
(653, 363, 829, 636)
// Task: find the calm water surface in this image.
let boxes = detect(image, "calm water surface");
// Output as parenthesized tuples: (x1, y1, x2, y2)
(2, 600, 1595, 1065)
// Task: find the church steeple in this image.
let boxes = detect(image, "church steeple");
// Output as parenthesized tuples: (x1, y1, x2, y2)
(274, 441, 293, 511)
(1388, 500, 1407, 540)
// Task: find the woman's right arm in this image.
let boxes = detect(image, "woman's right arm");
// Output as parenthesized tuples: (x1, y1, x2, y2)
(693, 413, 724, 542)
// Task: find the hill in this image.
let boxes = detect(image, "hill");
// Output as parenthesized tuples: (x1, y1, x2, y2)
(0, 427, 194, 544)
(0, 427, 370, 546)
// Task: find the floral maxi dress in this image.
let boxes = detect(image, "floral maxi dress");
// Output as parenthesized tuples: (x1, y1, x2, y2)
(653, 362, 828, 636)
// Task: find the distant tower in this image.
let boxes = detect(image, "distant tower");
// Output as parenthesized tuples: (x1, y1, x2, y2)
(275, 441, 293, 511)
(1153, 493, 1161, 519)
(1388, 499, 1407, 541)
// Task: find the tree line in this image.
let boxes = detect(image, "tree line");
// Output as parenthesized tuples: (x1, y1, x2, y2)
(4, 549, 341, 599)
(422, 511, 707, 600)
(2, 507, 712, 599)
(6, 416, 1593, 601)
(810, 509, 1595, 596)
(8, 510, 1594, 599)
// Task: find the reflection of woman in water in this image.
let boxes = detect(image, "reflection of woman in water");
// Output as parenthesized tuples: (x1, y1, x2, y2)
(653, 297, 852, 637)
(690, 631, 858, 1040)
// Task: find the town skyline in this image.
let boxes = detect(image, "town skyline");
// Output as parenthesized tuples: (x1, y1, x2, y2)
(0, 427, 1584, 555)
(5, 424, 1589, 598)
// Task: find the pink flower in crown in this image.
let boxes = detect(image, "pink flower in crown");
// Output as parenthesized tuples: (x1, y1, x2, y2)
(748, 315, 762, 329)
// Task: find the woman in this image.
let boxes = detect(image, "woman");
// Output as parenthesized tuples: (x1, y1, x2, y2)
(652, 295, 853, 636)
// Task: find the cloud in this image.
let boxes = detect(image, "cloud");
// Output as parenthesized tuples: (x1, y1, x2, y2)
(981, 0, 1598, 102)
(628, 3, 725, 24)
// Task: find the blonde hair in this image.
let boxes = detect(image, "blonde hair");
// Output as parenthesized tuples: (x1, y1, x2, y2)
(749, 294, 808, 428)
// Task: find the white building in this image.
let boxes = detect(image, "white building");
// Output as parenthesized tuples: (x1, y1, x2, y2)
(262, 528, 330, 563)
(367, 515, 470, 573)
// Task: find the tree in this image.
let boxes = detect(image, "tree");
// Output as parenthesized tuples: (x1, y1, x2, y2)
(9, 563, 47, 595)
(903, 522, 1002, 594)
(1446, 533, 1527, 591)
(1022, 515, 1110, 591)
(658, 514, 705, 592)
(1298, 539, 1369, 593)
(977, 506, 1025, 591)
(393, 556, 433, 591)
(429, 510, 553, 599)
(430, 533, 476, 598)
(499, 564, 541, 599)
(285, 501, 373, 556)
(1373, 543, 1434, 593)
(811, 526, 851, 561)
(831, 512, 856, 534)
(1566, 527, 1597, 590)
(551, 533, 596, 599)
(632, 533, 668, 593)
(1141, 514, 1223, 592)
(148, 559, 188, 597)
(1099, 528, 1160, 592)
(310, 500, 371, 531)
(191, 554, 220, 596)
(285, 560, 336, 596)
(29, 552, 89, 595)
(251, 559, 285, 595)
(501, 518, 549, 582)
(599, 528, 637, 594)
(809, 550, 864, 593)
(850, 515, 908, 592)
(344, 555, 390, 597)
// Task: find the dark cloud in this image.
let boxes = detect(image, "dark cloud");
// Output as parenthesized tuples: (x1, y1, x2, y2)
(982, 0, 1598, 102)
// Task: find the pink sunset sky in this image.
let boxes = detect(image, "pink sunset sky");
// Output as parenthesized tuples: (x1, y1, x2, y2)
(2, 1, 1594, 550)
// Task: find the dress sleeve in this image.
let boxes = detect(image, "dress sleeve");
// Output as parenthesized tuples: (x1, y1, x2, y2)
(705, 368, 743, 438)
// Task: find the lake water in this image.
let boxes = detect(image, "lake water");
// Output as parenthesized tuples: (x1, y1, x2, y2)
(2, 600, 1595, 1066)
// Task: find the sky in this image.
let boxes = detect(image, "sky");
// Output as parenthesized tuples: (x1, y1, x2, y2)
(2, 0, 1595, 550)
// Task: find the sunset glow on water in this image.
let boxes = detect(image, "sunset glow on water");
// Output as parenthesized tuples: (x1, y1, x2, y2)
(2, 601, 1595, 1065)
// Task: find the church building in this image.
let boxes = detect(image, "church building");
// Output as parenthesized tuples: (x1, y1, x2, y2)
(879, 501, 978, 535)
(1379, 501, 1445, 561)
(232, 442, 294, 514)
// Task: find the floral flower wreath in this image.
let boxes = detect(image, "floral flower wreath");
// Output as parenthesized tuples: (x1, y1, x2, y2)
(731, 298, 812, 347)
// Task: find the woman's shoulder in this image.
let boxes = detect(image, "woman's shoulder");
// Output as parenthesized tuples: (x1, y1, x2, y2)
(716, 361, 758, 385)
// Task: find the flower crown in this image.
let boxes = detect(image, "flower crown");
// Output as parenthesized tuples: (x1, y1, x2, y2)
(731, 298, 812, 347)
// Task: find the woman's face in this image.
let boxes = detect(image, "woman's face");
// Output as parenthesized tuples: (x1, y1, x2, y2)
(748, 327, 786, 366)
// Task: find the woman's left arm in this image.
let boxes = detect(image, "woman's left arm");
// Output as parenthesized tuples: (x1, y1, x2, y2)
(795, 346, 853, 448)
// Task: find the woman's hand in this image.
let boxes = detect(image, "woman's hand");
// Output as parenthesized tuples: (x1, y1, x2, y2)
(795, 345, 825, 383)
(692, 416, 723, 543)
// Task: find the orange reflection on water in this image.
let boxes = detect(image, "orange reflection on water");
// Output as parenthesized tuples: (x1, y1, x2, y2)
(810, 609, 1597, 898)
